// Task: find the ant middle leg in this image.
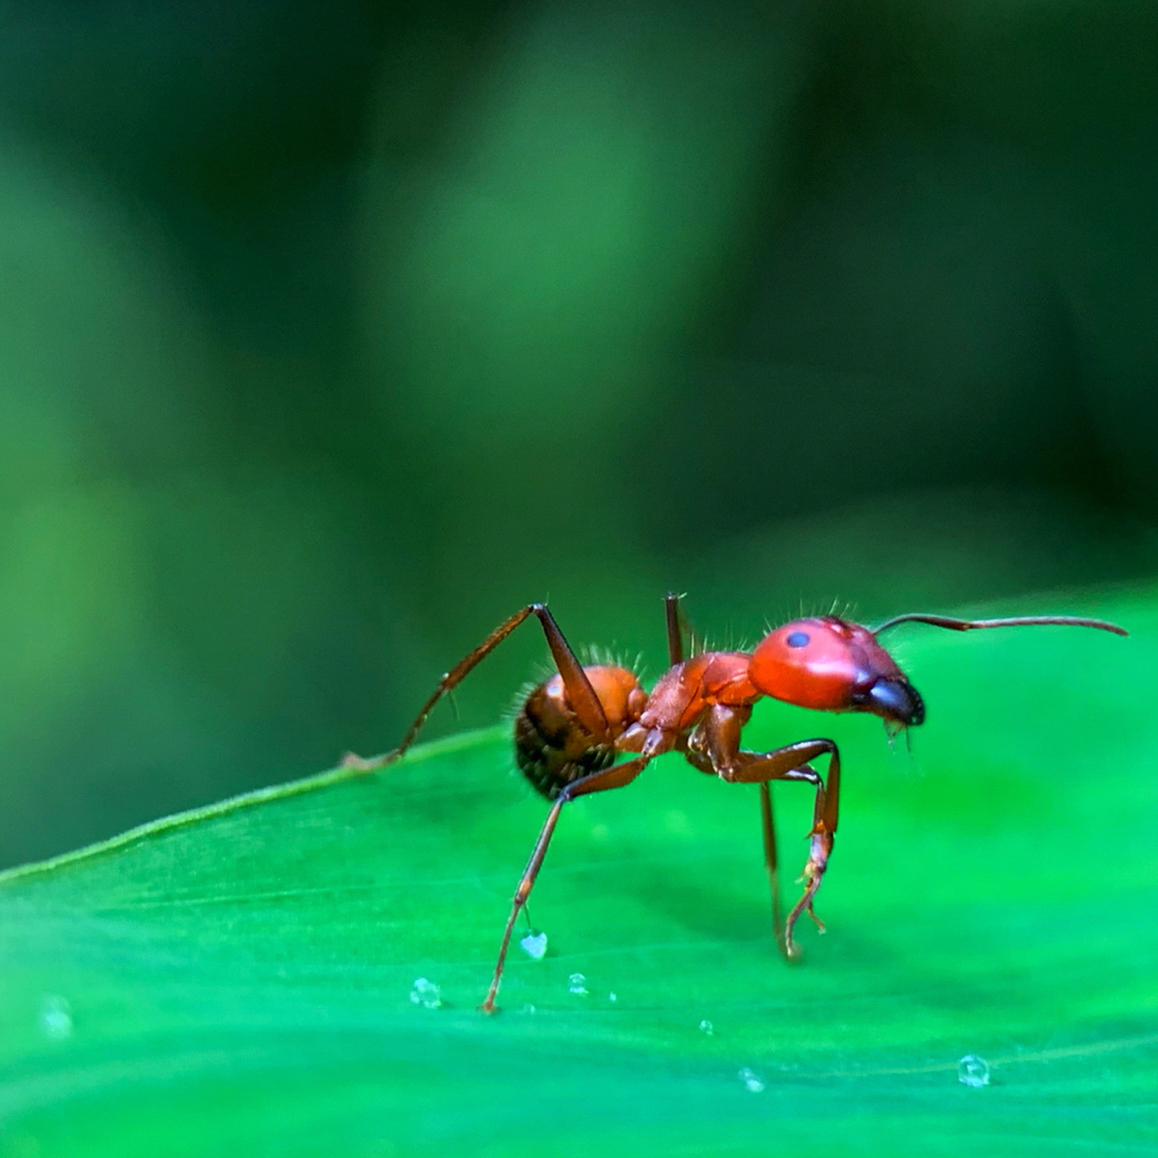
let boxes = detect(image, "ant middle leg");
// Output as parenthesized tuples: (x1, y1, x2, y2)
(351, 604, 611, 771)
(664, 592, 690, 665)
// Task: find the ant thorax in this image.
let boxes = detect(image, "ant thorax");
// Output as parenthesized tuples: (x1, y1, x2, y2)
(640, 651, 760, 734)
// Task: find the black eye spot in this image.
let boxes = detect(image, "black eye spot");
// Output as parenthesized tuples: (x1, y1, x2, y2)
(785, 630, 810, 648)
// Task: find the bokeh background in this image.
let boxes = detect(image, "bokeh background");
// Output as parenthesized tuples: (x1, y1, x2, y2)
(2, 0, 1156, 868)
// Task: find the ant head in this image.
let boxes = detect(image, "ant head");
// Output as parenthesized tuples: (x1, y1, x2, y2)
(749, 609, 1126, 729)
(749, 616, 925, 728)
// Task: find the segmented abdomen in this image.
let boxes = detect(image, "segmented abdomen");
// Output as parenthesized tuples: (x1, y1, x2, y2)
(513, 683, 615, 800)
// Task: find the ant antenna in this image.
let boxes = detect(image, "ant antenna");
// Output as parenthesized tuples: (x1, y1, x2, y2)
(871, 613, 1127, 638)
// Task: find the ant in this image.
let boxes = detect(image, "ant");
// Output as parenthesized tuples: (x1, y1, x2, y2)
(374, 594, 1126, 1013)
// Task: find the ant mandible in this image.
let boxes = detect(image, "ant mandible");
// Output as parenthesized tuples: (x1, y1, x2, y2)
(379, 594, 1126, 1013)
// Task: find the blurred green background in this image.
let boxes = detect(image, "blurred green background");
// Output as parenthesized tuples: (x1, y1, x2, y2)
(1, 0, 1156, 868)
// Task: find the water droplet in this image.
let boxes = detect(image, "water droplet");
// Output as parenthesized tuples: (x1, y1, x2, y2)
(699, 1019, 714, 1035)
(608, 992, 617, 1003)
(522, 1003, 536, 1014)
(567, 972, 588, 996)
(519, 930, 548, 960)
(738, 1066, 765, 1093)
(409, 977, 443, 1009)
(957, 1054, 990, 1088)
(38, 995, 72, 1041)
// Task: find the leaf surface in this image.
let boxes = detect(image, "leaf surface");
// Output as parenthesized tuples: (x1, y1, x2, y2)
(1, 591, 1155, 1157)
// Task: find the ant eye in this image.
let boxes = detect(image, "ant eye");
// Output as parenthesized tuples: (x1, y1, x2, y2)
(785, 631, 810, 648)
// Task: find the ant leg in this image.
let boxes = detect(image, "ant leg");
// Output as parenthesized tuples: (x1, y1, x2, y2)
(686, 739, 789, 945)
(737, 745, 838, 959)
(758, 782, 782, 949)
(735, 745, 838, 960)
(480, 752, 653, 1014)
(690, 705, 840, 960)
(664, 592, 690, 665)
(353, 604, 612, 770)
(686, 737, 823, 959)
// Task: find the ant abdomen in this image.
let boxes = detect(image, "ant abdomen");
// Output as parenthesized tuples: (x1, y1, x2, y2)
(514, 665, 646, 800)
(514, 696, 614, 800)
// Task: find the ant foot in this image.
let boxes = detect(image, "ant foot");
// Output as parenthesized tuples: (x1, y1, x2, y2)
(340, 749, 402, 773)
(784, 827, 833, 957)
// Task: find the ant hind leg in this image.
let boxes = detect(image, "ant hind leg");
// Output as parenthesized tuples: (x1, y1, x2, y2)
(480, 752, 652, 1013)
(351, 604, 612, 770)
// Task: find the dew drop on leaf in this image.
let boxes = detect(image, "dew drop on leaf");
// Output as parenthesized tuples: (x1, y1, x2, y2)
(519, 930, 548, 960)
(567, 972, 588, 996)
(957, 1054, 990, 1088)
(408, 978, 443, 1009)
(38, 995, 73, 1041)
(699, 1019, 714, 1035)
(737, 1067, 764, 1093)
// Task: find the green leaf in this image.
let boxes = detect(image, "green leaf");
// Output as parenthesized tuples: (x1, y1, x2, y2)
(1, 591, 1155, 1157)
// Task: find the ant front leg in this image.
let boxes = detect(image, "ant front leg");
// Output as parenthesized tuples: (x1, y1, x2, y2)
(688, 704, 841, 961)
(350, 604, 612, 770)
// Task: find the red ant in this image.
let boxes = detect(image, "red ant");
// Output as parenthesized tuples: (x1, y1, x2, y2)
(378, 594, 1126, 1013)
